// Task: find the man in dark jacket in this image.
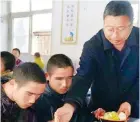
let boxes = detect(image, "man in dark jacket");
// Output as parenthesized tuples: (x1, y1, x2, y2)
(33, 54, 94, 122)
(54, 1, 139, 122)
(1, 62, 46, 122)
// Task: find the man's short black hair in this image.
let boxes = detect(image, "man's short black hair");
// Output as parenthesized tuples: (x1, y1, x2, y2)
(13, 62, 46, 86)
(103, 1, 134, 23)
(47, 54, 74, 73)
(12, 48, 21, 55)
(1, 51, 15, 71)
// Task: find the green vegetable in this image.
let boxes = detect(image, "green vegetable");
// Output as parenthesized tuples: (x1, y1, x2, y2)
(103, 111, 120, 121)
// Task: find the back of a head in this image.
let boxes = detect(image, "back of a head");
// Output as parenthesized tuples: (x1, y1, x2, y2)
(13, 62, 46, 86)
(34, 52, 40, 58)
(103, 1, 134, 23)
(1, 51, 16, 71)
(47, 54, 74, 73)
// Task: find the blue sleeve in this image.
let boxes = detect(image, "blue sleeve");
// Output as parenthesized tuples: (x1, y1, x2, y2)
(65, 39, 97, 107)
(125, 77, 139, 118)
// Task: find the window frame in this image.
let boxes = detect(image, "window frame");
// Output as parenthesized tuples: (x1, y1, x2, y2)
(130, 1, 139, 27)
(9, 0, 52, 55)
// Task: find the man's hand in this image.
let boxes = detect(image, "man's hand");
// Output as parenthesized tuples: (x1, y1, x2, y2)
(118, 102, 131, 118)
(93, 108, 106, 119)
(54, 103, 75, 122)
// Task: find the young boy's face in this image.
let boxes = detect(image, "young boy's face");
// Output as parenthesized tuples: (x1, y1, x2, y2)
(47, 66, 73, 94)
(12, 80, 46, 109)
(12, 50, 20, 59)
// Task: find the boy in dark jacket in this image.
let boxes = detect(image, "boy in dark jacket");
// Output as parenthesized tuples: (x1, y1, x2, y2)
(33, 54, 94, 122)
(1, 62, 46, 122)
(33, 54, 74, 122)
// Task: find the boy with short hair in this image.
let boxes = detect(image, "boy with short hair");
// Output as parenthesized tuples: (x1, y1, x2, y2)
(0, 51, 15, 74)
(34, 54, 94, 122)
(1, 51, 15, 84)
(12, 48, 23, 67)
(34, 54, 74, 122)
(1, 62, 46, 122)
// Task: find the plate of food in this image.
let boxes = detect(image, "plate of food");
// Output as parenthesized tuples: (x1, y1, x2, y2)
(100, 111, 127, 122)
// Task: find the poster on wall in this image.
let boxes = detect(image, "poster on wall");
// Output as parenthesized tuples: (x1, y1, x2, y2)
(61, 1, 79, 44)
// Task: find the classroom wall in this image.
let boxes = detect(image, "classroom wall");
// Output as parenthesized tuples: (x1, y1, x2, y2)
(51, 1, 108, 62)
(2, 0, 138, 70)
(0, 1, 9, 51)
(20, 1, 108, 69)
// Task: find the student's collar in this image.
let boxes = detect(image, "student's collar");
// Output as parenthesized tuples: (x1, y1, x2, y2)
(1, 71, 13, 84)
(45, 82, 66, 98)
(1, 70, 13, 77)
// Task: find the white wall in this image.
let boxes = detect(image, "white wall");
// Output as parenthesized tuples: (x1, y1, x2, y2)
(0, 1, 109, 69)
(19, 1, 108, 69)
(0, 1, 9, 51)
(3, 0, 138, 71)
(0, 2, 1, 49)
(1, 1, 139, 62)
(51, 1, 108, 63)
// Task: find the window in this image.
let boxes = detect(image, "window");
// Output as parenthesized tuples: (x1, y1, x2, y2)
(32, 13, 52, 32)
(11, 0, 52, 55)
(132, 4, 139, 26)
(31, 0, 52, 11)
(13, 17, 29, 53)
(11, 0, 29, 13)
(32, 31, 51, 55)
(32, 13, 52, 55)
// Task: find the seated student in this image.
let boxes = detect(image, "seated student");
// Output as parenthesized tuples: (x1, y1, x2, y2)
(0, 51, 15, 75)
(33, 54, 94, 122)
(33, 54, 74, 122)
(34, 52, 45, 69)
(1, 51, 16, 85)
(12, 48, 23, 67)
(1, 62, 46, 122)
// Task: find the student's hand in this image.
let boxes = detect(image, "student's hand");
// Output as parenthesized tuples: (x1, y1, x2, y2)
(54, 103, 75, 122)
(93, 108, 106, 119)
(118, 102, 131, 118)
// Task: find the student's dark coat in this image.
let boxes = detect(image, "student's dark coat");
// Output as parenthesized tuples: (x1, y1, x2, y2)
(33, 85, 95, 122)
(1, 76, 37, 122)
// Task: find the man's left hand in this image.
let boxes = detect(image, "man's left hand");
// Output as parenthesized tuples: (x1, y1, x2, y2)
(118, 102, 131, 118)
